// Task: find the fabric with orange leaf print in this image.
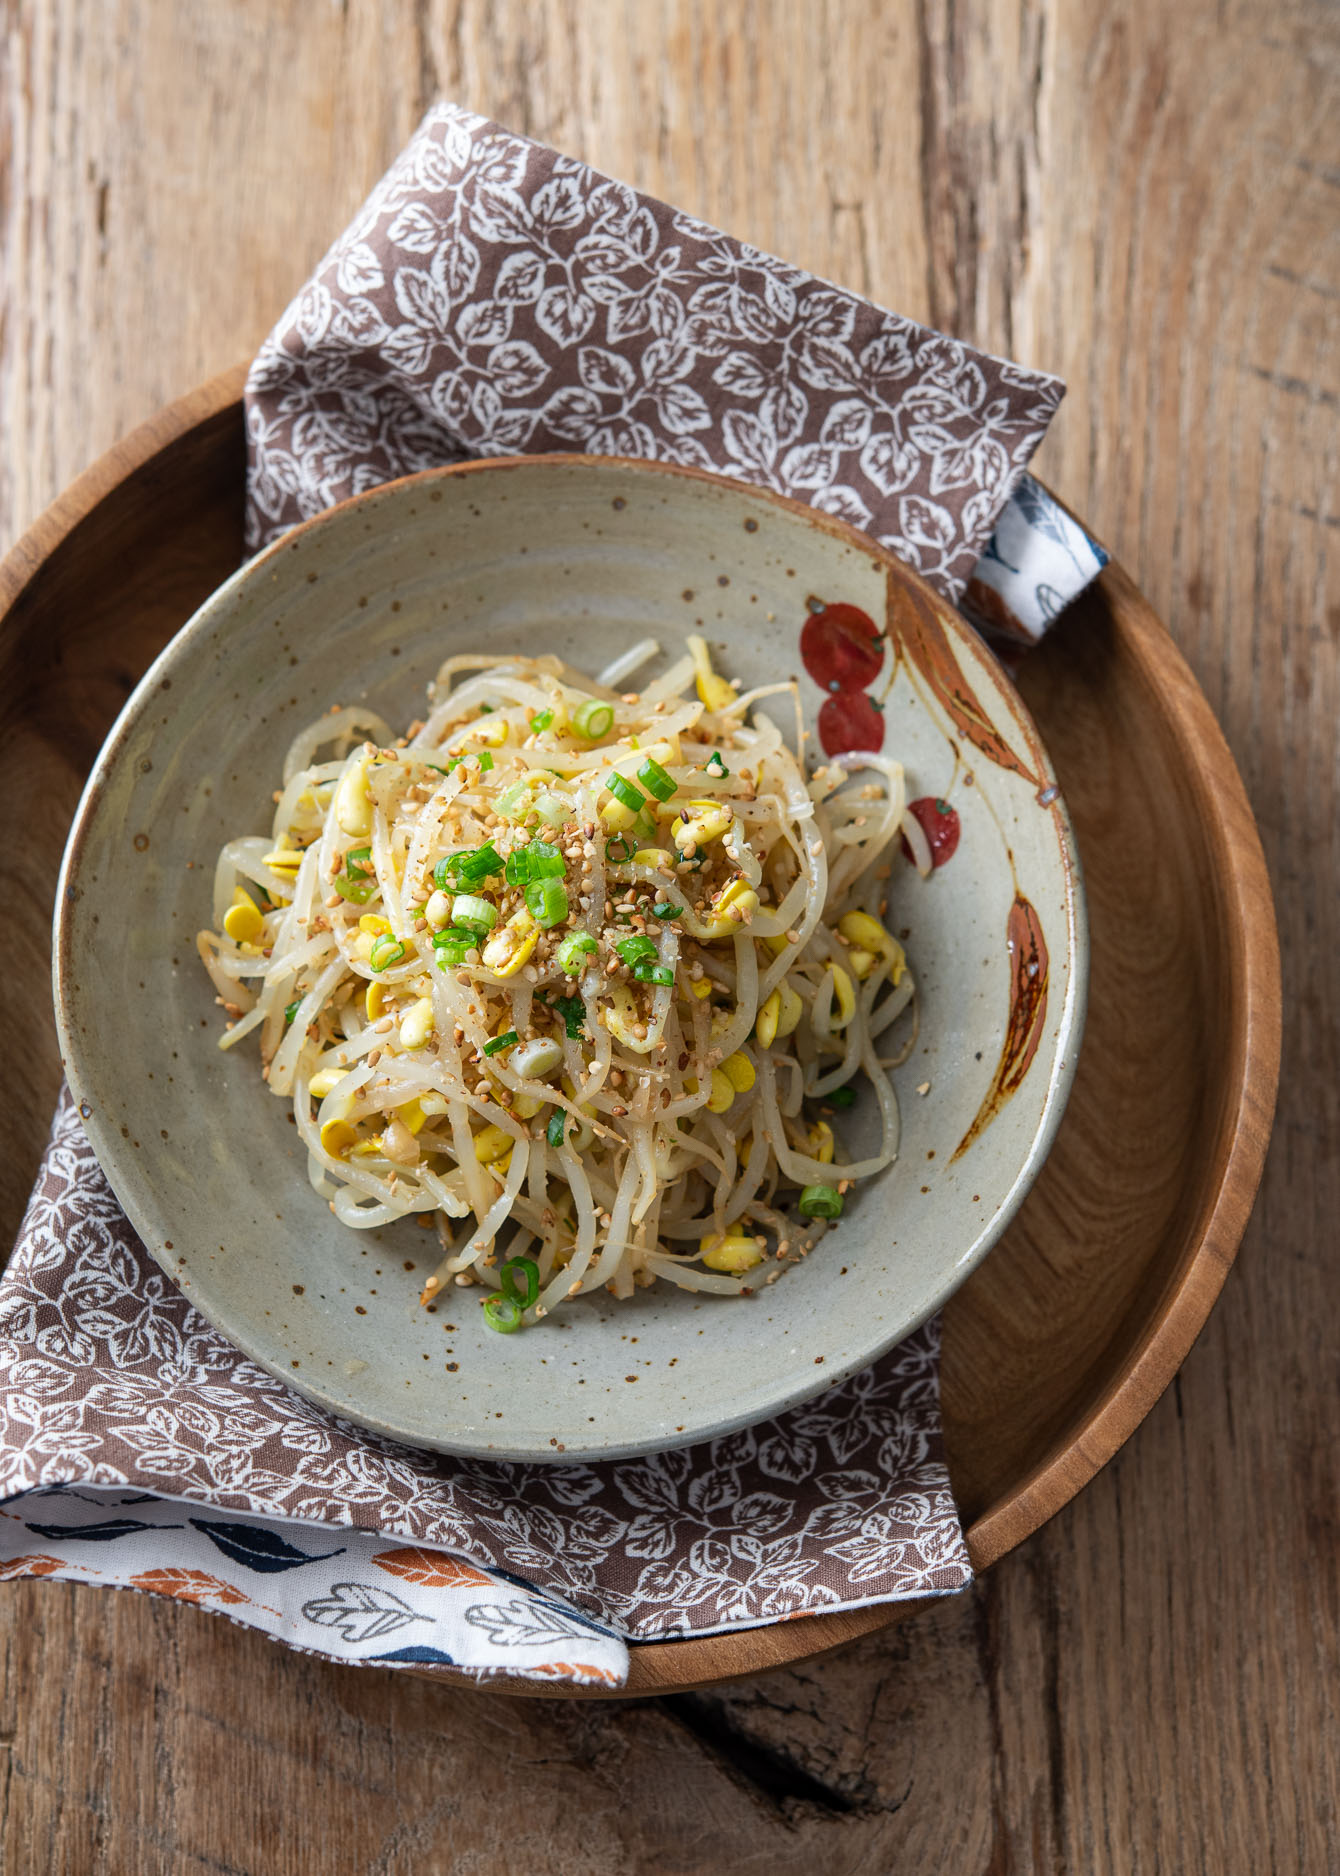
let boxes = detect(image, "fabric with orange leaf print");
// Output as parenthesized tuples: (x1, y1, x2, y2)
(0, 1481, 628, 1683)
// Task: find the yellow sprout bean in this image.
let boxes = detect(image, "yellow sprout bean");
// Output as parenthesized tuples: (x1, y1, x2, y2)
(632, 848, 673, 869)
(687, 634, 736, 713)
(721, 1051, 756, 1093)
(334, 753, 373, 836)
(473, 1124, 514, 1163)
(398, 997, 435, 1051)
(700, 1232, 764, 1273)
(359, 913, 391, 935)
(308, 1067, 344, 1099)
(672, 800, 732, 848)
(397, 1099, 428, 1135)
(319, 1118, 359, 1160)
(223, 896, 264, 944)
(828, 964, 856, 1029)
(837, 910, 906, 985)
(424, 890, 452, 931)
(482, 910, 538, 977)
(600, 797, 638, 833)
(365, 981, 389, 1022)
(604, 984, 655, 1053)
(700, 877, 760, 940)
(707, 1068, 736, 1113)
(837, 911, 887, 953)
(807, 1120, 835, 1164)
(774, 981, 804, 1039)
(846, 947, 878, 980)
(756, 990, 781, 1049)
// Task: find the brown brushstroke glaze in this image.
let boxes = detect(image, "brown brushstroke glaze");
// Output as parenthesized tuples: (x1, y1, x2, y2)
(952, 895, 1050, 1162)
(887, 568, 1045, 789)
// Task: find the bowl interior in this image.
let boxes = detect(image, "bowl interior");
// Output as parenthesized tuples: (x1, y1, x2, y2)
(55, 457, 1085, 1462)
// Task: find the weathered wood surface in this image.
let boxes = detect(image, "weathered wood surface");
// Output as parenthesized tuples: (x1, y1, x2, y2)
(0, 3, 1334, 1871)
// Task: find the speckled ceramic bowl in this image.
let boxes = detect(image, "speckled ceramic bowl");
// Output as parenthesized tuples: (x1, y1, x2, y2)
(54, 457, 1086, 1463)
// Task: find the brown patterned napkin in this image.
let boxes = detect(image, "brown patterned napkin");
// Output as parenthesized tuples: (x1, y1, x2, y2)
(2, 103, 1078, 1678)
(246, 104, 1062, 593)
(0, 1094, 966, 1677)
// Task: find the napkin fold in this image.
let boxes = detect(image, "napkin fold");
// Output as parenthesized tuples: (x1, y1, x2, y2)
(2, 103, 1105, 1687)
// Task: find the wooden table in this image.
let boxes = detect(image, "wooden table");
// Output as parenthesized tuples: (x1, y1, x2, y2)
(2, 5, 1334, 1870)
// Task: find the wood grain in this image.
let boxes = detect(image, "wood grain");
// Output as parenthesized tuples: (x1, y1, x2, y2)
(0, 2, 1334, 1871)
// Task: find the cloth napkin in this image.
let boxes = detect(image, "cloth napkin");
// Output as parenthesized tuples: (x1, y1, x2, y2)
(0, 104, 1105, 1688)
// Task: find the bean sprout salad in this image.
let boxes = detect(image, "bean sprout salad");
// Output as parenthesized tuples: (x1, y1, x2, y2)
(199, 636, 923, 1332)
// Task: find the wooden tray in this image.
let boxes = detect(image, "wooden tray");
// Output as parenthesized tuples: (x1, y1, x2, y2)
(0, 366, 1281, 1699)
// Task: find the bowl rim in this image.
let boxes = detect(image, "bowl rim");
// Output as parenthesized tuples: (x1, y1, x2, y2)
(52, 448, 1088, 1463)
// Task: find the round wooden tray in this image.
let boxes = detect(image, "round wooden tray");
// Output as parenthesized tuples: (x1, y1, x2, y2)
(0, 366, 1280, 1699)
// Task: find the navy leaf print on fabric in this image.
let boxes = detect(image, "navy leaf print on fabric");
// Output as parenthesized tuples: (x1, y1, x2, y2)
(189, 1517, 345, 1573)
(364, 1644, 458, 1666)
(24, 1518, 179, 1541)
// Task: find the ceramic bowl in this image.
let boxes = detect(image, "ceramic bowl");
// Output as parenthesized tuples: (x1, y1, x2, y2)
(54, 456, 1086, 1463)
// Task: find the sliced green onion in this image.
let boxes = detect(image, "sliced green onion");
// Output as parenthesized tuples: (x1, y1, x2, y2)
(501, 1256, 540, 1308)
(530, 709, 554, 733)
(333, 845, 377, 903)
(426, 763, 452, 776)
(826, 1085, 857, 1109)
(605, 772, 645, 813)
(477, 703, 494, 714)
(433, 926, 478, 967)
(484, 1030, 518, 1057)
(333, 874, 377, 905)
(451, 893, 497, 934)
(572, 699, 613, 740)
(506, 838, 566, 886)
(546, 1108, 567, 1148)
(457, 845, 503, 887)
(652, 901, 679, 920)
(525, 877, 569, 927)
(482, 1294, 523, 1333)
(284, 999, 302, 1027)
(553, 994, 586, 1038)
(632, 806, 660, 844)
(705, 750, 730, 777)
(533, 790, 568, 828)
(604, 834, 634, 864)
(495, 780, 532, 822)
(633, 960, 675, 985)
(637, 757, 677, 802)
(615, 934, 658, 966)
(798, 1183, 844, 1219)
(433, 843, 502, 890)
(476, 750, 494, 772)
(554, 932, 598, 976)
(369, 935, 407, 972)
(530, 843, 565, 877)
